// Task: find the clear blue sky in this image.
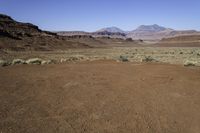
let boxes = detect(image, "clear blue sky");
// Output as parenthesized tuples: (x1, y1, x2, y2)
(0, 0, 199, 31)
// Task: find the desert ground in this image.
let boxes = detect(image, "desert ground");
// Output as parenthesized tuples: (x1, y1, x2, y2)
(1, 47, 200, 133)
(0, 60, 200, 133)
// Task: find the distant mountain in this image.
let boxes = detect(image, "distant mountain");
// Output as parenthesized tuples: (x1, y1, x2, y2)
(133, 24, 168, 32)
(127, 24, 200, 40)
(96, 27, 125, 33)
(57, 27, 126, 39)
(57, 24, 200, 40)
(1, 13, 200, 49)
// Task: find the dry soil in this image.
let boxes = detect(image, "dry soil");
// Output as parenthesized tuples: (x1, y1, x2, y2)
(0, 61, 200, 133)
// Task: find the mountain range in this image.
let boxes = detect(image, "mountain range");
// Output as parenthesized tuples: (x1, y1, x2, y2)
(58, 25, 200, 40)
(1, 13, 200, 50)
(0, 14, 142, 51)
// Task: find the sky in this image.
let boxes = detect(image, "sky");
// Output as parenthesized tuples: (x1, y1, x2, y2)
(0, 0, 200, 32)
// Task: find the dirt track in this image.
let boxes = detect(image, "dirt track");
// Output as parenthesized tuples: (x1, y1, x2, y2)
(0, 61, 200, 133)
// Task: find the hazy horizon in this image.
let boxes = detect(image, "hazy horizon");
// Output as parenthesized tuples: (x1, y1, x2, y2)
(0, 0, 199, 32)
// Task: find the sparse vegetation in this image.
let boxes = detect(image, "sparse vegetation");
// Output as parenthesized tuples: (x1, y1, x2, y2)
(119, 55, 129, 62)
(184, 60, 197, 66)
(41, 60, 52, 65)
(1, 48, 200, 67)
(26, 58, 43, 65)
(12, 59, 26, 65)
(141, 56, 155, 62)
(0, 59, 9, 67)
(126, 38, 133, 41)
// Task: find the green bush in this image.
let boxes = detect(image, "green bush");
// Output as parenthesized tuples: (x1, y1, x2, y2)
(141, 56, 155, 62)
(119, 55, 129, 62)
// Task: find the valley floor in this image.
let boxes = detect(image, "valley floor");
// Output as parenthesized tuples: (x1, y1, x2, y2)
(0, 61, 200, 133)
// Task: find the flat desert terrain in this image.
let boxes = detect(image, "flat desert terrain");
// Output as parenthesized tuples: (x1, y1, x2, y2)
(0, 61, 200, 133)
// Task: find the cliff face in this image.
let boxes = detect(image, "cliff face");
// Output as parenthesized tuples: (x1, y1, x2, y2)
(0, 14, 92, 51)
(0, 14, 44, 39)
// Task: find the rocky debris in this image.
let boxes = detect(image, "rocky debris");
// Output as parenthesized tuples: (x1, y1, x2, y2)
(12, 59, 26, 65)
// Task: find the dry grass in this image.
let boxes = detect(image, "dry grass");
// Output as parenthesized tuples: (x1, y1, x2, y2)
(1, 47, 200, 66)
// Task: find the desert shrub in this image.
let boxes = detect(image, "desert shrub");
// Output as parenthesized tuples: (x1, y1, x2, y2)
(0, 60, 9, 67)
(67, 57, 80, 61)
(119, 55, 129, 62)
(126, 38, 133, 41)
(60, 58, 67, 63)
(60, 56, 84, 63)
(184, 60, 197, 66)
(26, 58, 43, 65)
(12, 59, 26, 65)
(190, 51, 194, 54)
(141, 56, 155, 62)
(41, 60, 52, 65)
(139, 39, 143, 42)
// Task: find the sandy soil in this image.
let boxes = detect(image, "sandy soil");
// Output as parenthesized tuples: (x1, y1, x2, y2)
(0, 61, 200, 133)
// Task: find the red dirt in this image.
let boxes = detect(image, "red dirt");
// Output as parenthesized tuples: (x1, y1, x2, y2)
(0, 61, 200, 133)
